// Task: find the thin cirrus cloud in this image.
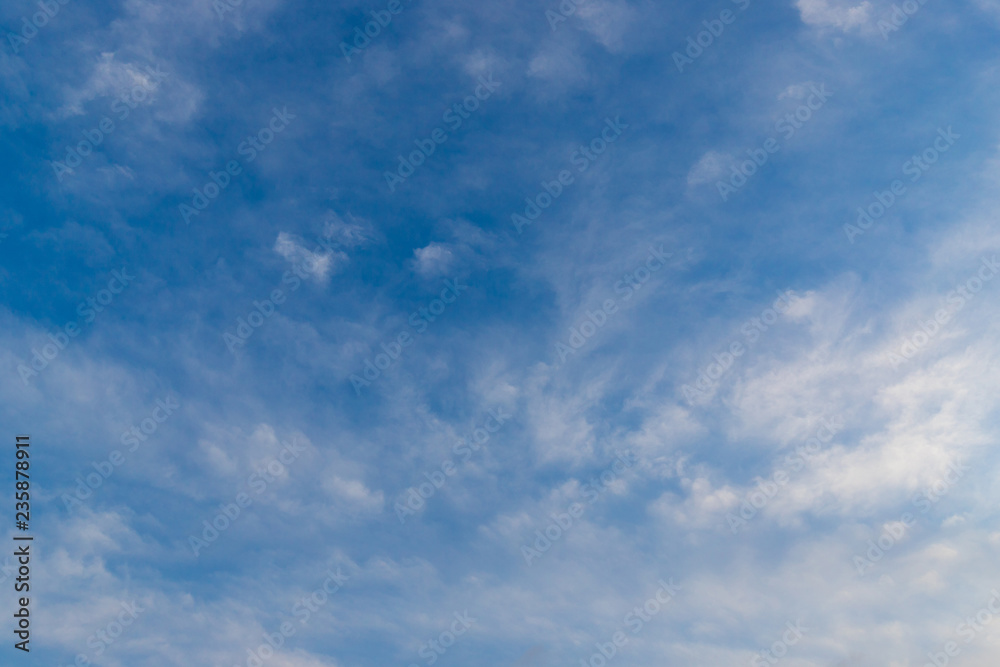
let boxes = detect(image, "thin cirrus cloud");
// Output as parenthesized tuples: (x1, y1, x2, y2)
(0, 0, 999, 666)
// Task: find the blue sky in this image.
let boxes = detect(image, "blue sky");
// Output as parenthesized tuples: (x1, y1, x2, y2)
(2, 0, 1000, 665)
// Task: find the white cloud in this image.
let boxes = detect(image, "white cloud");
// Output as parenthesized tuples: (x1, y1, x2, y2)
(576, 0, 637, 52)
(778, 82, 815, 100)
(274, 231, 337, 284)
(323, 211, 375, 248)
(528, 43, 588, 86)
(795, 0, 873, 31)
(687, 151, 734, 187)
(412, 243, 455, 278)
(322, 475, 385, 513)
(57, 53, 168, 118)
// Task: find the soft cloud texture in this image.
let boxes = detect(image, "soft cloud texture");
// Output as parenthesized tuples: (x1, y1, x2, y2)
(1, 0, 998, 665)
